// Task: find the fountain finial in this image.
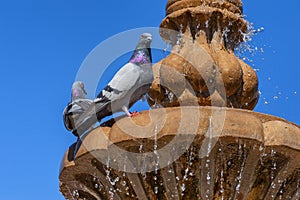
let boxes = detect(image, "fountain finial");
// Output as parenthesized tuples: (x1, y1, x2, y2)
(148, 0, 259, 110)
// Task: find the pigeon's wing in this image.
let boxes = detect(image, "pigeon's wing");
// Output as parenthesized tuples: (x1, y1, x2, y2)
(97, 62, 141, 102)
(63, 99, 93, 131)
(64, 99, 92, 115)
(109, 63, 140, 91)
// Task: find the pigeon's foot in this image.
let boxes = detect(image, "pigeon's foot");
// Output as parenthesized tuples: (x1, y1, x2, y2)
(130, 111, 139, 117)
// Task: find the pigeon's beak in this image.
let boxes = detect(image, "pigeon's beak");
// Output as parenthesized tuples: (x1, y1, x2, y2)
(83, 88, 87, 95)
(141, 33, 152, 43)
(147, 35, 152, 42)
(80, 82, 87, 95)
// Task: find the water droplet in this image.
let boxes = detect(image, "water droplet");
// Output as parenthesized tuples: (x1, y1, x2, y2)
(121, 181, 126, 186)
(271, 182, 276, 189)
(273, 96, 278, 100)
(73, 190, 79, 197)
(259, 145, 264, 151)
(185, 168, 189, 174)
(95, 184, 99, 189)
(206, 171, 211, 185)
(181, 184, 186, 192)
(256, 27, 265, 33)
(154, 186, 159, 194)
(163, 42, 170, 53)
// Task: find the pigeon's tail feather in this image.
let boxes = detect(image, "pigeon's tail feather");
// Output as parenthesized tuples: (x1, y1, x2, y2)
(72, 114, 98, 137)
(73, 99, 112, 136)
(63, 99, 93, 136)
(63, 114, 73, 131)
(93, 98, 113, 121)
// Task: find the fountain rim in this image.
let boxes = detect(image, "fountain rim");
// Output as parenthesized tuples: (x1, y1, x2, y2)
(60, 106, 300, 174)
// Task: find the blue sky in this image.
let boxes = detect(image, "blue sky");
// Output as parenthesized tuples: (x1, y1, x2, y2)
(0, 0, 299, 199)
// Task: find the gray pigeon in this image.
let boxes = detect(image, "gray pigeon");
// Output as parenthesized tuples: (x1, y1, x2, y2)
(75, 33, 153, 135)
(63, 81, 93, 136)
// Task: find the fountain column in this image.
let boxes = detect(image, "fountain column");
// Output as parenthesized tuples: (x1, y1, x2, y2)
(59, 1, 300, 199)
(148, 0, 259, 110)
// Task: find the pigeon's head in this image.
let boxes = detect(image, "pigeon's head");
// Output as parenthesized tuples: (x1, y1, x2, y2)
(71, 81, 87, 100)
(137, 33, 152, 49)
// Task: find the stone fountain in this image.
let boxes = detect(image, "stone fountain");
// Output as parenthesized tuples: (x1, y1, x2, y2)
(59, 0, 300, 199)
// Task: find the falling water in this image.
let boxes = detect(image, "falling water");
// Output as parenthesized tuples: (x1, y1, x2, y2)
(72, 189, 79, 199)
(104, 151, 121, 199)
(235, 143, 247, 198)
(174, 24, 184, 53)
(163, 42, 171, 54)
(295, 179, 300, 199)
(217, 141, 226, 200)
(235, 20, 265, 63)
(222, 25, 230, 45)
(205, 20, 209, 29)
(205, 158, 211, 199)
(165, 89, 175, 103)
(154, 123, 160, 195)
(268, 149, 279, 199)
(71, 179, 79, 199)
(207, 116, 213, 155)
(140, 144, 147, 179)
(153, 97, 163, 109)
(220, 169, 225, 195)
(270, 149, 277, 182)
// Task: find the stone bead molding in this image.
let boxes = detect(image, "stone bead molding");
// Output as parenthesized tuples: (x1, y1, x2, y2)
(59, 107, 300, 200)
(166, 0, 243, 16)
(160, 0, 247, 49)
(166, 0, 243, 14)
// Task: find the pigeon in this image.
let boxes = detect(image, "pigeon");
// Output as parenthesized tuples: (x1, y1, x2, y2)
(63, 81, 93, 137)
(75, 33, 153, 134)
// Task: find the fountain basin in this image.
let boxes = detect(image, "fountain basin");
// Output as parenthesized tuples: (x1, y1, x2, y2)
(59, 106, 300, 200)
